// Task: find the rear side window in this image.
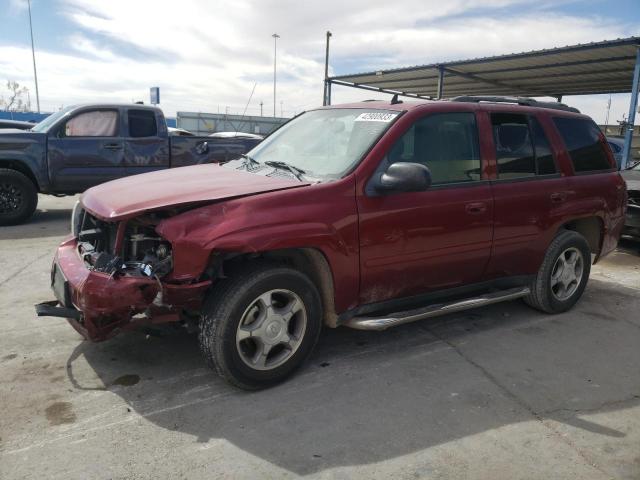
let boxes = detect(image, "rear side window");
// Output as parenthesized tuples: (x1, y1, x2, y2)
(390, 112, 481, 184)
(128, 110, 157, 137)
(552, 117, 611, 172)
(492, 113, 535, 179)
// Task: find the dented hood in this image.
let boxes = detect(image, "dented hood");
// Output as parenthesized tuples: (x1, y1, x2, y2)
(81, 163, 309, 220)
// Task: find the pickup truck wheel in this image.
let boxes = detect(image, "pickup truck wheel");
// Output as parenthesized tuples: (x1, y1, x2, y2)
(524, 230, 591, 313)
(199, 263, 322, 390)
(0, 168, 38, 226)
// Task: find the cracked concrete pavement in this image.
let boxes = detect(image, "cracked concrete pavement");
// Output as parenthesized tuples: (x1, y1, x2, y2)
(1, 194, 639, 479)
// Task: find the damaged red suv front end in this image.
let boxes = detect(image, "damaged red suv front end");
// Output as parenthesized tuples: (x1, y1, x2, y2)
(35, 163, 306, 341)
(41, 205, 210, 341)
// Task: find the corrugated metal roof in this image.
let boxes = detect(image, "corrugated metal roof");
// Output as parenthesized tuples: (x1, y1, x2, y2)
(329, 37, 640, 99)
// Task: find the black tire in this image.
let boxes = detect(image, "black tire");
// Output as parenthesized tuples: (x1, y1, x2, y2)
(0, 168, 38, 226)
(524, 230, 591, 313)
(199, 263, 323, 390)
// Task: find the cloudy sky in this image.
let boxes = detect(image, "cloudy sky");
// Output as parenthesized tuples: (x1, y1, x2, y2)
(0, 0, 639, 122)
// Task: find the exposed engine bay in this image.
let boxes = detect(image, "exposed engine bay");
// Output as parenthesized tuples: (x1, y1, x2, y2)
(73, 205, 173, 279)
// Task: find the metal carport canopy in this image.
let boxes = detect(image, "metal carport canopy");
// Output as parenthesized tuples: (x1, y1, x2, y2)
(326, 36, 640, 168)
(327, 36, 640, 100)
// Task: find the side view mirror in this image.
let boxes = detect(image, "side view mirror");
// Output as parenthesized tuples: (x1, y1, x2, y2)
(376, 162, 432, 193)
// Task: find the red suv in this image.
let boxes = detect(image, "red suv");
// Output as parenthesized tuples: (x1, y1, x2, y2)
(37, 97, 627, 389)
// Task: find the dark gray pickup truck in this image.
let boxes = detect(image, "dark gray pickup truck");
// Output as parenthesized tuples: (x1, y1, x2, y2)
(0, 104, 261, 225)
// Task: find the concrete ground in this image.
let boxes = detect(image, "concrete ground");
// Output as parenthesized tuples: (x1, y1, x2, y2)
(1, 194, 639, 480)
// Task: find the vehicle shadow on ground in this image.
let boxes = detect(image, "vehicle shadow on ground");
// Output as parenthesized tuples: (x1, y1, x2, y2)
(618, 237, 640, 255)
(67, 278, 640, 475)
(0, 208, 72, 240)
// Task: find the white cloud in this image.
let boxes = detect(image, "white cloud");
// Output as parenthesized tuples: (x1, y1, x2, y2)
(0, 0, 637, 123)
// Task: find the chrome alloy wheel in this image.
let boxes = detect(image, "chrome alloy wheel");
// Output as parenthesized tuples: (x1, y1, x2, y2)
(236, 289, 307, 371)
(550, 247, 584, 301)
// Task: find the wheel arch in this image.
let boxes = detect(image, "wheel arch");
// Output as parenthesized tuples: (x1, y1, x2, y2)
(0, 160, 40, 191)
(558, 215, 604, 261)
(216, 247, 339, 328)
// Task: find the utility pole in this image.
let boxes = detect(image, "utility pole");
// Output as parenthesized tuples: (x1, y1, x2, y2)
(605, 94, 612, 128)
(272, 33, 280, 117)
(260, 101, 263, 117)
(323, 31, 332, 106)
(27, 0, 40, 113)
(280, 101, 283, 117)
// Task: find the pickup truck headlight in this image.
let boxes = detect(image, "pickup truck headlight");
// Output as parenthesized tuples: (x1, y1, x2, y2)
(70, 200, 84, 237)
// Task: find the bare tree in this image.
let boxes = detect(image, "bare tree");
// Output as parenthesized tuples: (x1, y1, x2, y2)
(0, 80, 32, 112)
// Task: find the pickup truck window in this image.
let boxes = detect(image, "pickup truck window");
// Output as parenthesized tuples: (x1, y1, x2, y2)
(389, 112, 481, 184)
(248, 108, 398, 178)
(553, 117, 612, 172)
(492, 113, 536, 179)
(65, 110, 118, 137)
(31, 106, 74, 133)
(128, 109, 157, 137)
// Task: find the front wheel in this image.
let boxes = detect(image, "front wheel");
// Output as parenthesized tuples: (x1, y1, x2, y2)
(524, 230, 591, 313)
(199, 263, 322, 390)
(0, 168, 38, 226)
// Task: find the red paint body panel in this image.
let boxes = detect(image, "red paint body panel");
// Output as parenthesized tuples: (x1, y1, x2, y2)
(156, 179, 360, 312)
(48, 100, 626, 341)
(55, 238, 158, 340)
(357, 184, 494, 303)
(81, 163, 307, 220)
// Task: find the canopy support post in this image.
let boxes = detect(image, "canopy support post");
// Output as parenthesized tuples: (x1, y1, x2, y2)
(437, 66, 445, 99)
(622, 46, 640, 169)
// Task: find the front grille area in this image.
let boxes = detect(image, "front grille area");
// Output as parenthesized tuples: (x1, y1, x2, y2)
(75, 208, 119, 261)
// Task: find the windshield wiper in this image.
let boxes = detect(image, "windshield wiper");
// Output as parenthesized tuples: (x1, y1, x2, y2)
(264, 160, 307, 180)
(239, 153, 260, 167)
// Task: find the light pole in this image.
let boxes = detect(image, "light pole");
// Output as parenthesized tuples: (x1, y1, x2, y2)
(272, 33, 280, 117)
(323, 31, 332, 106)
(27, 0, 40, 113)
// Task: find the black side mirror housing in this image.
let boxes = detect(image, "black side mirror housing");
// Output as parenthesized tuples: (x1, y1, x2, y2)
(376, 162, 432, 193)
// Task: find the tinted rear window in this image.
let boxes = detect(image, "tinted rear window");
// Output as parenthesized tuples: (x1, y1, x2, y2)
(128, 109, 157, 137)
(492, 113, 535, 179)
(553, 117, 611, 172)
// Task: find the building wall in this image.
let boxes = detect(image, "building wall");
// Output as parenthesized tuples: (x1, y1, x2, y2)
(177, 112, 288, 136)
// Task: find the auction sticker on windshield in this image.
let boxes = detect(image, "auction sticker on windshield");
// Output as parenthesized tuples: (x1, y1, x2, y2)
(355, 112, 398, 122)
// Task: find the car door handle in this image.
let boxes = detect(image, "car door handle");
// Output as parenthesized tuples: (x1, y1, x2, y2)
(102, 143, 122, 150)
(465, 202, 487, 215)
(550, 192, 568, 204)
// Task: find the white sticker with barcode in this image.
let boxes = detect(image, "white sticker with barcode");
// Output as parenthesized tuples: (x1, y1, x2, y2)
(355, 112, 398, 122)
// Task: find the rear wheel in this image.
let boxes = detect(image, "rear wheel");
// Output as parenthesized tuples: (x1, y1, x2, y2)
(524, 230, 591, 313)
(0, 168, 38, 226)
(199, 263, 322, 390)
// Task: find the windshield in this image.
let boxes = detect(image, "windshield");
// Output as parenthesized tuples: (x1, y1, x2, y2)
(31, 106, 75, 133)
(247, 108, 400, 178)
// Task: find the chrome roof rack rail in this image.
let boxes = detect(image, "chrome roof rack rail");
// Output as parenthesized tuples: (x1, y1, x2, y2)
(451, 95, 580, 113)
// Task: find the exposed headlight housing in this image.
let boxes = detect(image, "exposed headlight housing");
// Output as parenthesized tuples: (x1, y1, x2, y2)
(70, 200, 84, 238)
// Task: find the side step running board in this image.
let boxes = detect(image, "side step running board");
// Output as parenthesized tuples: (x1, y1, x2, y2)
(344, 287, 530, 331)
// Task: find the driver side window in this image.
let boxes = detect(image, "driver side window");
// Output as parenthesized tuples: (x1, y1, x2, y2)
(64, 110, 118, 137)
(388, 112, 481, 185)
